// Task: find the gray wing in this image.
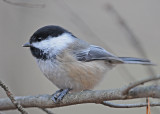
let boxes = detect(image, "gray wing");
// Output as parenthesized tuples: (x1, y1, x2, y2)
(75, 45, 124, 63)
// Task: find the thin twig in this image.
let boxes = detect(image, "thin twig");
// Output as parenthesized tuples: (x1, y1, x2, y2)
(0, 80, 28, 114)
(146, 98, 151, 114)
(3, 0, 45, 8)
(102, 101, 160, 108)
(122, 76, 160, 95)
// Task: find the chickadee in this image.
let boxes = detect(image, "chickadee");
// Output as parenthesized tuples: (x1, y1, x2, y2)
(23, 25, 153, 102)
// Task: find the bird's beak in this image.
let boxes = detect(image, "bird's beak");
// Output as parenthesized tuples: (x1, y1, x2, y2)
(22, 42, 31, 47)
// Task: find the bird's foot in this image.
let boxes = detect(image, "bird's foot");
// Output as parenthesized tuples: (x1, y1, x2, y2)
(51, 88, 71, 103)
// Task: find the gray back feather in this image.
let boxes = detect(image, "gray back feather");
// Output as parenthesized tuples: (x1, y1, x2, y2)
(74, 44, 153, 65)
(75, 45, 124, 63)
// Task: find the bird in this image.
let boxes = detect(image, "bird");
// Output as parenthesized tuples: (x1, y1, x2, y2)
(23, 25, 153, 102)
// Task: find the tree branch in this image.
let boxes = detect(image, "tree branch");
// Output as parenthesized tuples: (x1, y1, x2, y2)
(0, 76, 160, 111)
(0, 85, 160, 111)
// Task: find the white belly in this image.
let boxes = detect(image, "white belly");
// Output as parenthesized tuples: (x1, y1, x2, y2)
(37, 59, 114, 91)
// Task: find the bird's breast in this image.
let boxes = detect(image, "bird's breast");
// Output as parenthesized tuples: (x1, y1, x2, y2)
(36, 56, 114, 91)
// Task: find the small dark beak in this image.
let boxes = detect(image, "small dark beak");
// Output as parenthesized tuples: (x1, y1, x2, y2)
(22, 42, 31, 47)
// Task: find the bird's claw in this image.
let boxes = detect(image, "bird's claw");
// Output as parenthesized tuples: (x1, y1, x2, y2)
(51, 88, 70, 103)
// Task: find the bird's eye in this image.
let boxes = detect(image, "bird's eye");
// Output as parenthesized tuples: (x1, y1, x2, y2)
(37, 38, 42, 41)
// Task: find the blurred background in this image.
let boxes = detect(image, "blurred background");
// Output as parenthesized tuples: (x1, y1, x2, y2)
(0, 0, 160, 114)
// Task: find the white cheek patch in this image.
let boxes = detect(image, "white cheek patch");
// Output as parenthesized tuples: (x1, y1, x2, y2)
(32, 33, 74, 54)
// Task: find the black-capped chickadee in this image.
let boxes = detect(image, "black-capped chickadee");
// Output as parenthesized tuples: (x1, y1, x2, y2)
(23, 25, 153, 102)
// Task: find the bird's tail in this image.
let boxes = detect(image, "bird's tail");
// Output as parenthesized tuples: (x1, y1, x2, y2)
(119, 57, 154, 65)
